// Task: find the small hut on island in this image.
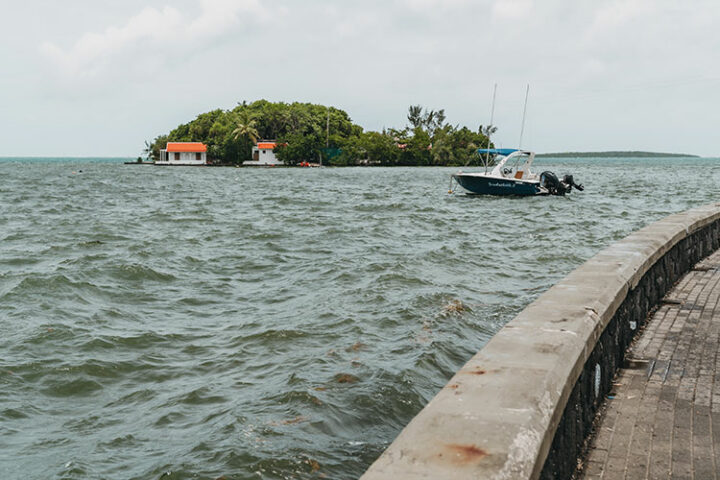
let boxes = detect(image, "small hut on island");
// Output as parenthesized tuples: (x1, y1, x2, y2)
(157, 142, 207, 166)
(243, 141, 284, 166)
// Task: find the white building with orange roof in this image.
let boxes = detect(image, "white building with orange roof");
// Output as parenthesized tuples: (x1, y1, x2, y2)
(243, 141, 284, 166)
(157, 142, 207, 166)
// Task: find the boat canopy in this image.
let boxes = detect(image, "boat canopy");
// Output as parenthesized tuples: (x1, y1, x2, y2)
(477, 148, 520, 155)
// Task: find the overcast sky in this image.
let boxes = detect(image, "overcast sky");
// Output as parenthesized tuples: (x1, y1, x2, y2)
(2, 0, 719, 157)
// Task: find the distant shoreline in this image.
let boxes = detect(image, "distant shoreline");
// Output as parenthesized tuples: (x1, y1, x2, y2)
(536, 151, 699, 158)
(0, 152, 707, 165)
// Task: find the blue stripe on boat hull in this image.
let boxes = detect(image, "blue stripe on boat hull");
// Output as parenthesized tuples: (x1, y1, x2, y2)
(452, 174, 542, 196)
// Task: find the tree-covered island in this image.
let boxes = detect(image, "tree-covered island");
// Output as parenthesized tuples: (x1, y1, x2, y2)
(147, 100, 495, 166)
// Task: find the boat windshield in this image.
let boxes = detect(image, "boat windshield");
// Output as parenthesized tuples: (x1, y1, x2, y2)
(507, 153, 530, 169)
(493, 151, 534, 178)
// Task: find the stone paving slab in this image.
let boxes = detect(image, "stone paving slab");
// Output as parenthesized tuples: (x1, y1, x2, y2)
(580, 249, 720, 479)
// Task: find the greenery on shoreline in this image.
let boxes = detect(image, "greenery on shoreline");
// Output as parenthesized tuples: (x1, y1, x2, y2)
(537, 151, 699, 158)
(147, 100, 494, 166)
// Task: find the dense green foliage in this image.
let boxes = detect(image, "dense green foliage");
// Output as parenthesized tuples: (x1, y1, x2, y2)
(148, 100, 495, 166)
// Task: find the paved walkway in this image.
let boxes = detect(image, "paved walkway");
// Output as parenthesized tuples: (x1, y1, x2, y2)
(581, 249, 720, 479)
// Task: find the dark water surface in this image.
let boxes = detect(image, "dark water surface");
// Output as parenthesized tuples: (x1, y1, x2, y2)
(1, 158, 719, 479)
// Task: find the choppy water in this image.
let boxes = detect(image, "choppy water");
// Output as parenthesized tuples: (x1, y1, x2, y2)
(1, 157, 719, 480)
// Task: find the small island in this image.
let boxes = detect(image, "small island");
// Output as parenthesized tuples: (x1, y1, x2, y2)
(144, 100, 496, 167)
(144, 101, 702, 166)
(536, 151, 699, 158)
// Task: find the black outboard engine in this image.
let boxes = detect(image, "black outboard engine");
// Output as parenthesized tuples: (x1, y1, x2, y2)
(540, 171, 567, 195)
(540, 171, 583, 196)
(562, 174, 584, 191)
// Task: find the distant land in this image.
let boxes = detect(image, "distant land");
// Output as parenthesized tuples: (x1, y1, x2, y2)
(537, 151, 699, 158)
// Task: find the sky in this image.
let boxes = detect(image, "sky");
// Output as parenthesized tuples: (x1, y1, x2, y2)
(2, 0, 720, 157)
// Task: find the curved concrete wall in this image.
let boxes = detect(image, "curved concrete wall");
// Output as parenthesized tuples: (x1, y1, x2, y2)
(361, 202, 720, 480)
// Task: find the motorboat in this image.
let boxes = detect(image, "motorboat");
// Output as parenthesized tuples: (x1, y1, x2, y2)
(450, 149, 583, 196)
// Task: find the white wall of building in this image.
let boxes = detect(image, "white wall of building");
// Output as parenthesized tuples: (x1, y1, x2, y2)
(158, 150, 207, 165)
(243, 146, 283, 166)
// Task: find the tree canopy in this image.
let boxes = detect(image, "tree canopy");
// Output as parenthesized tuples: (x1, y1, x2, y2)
(148, 100, 495, 166)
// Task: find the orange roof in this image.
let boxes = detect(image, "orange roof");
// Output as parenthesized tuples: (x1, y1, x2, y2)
(257, 142, 277, 149)
(166, 142, 207, 153)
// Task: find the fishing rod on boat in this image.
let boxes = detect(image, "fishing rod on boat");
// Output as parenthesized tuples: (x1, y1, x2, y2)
(462, 84, 497, 173)
(485, 84, 497, 174)
(519, 84, 529, 149)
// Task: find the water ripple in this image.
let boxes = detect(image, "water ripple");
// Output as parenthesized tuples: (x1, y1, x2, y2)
(1, 158, 719, 478)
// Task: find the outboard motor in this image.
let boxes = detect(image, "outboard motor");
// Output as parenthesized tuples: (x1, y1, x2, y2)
(562, 174, 584, 191)
(540, 171, 583, 196)
(540, 171, 567, 195)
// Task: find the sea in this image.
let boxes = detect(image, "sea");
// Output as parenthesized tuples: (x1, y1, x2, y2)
(1, 157, 718, 479)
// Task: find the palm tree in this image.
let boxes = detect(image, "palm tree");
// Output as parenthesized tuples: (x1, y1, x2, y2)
(232, 112, 260, 144)
(232, 112, 260, 163)
(435, 109, 446, 127)
(480, 124, 498, 138)
(424, 109, 446, 137)
(407, 105, 423, 129)
(142, 140, 153, 161)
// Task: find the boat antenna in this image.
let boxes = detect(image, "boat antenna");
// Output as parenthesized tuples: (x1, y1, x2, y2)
(519, 84, 529, 149)
(484, 83, 497, 174)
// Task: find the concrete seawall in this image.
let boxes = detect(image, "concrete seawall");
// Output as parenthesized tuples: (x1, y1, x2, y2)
(361, 203, 720, 480)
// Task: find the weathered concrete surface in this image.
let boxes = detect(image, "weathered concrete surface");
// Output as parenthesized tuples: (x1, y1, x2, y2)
(580, 249, 720, 479)
(360, 203, 720, 480)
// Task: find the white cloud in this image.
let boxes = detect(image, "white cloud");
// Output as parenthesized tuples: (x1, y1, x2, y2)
(398, 0, 473, 12)
(41, 0, 270, 80)
(190, 0, 270, 36)
(589, 0, 653, 33)
(492, 0, 533, 19)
